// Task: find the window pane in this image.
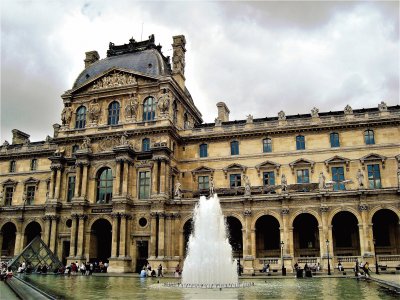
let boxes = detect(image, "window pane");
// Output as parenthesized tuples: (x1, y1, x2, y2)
(332, 167, 345, 190)
(263, 172, 275, 185)
(230, 174, 241, 187)
(296, 136, 305, 150)
(108, 101, 120, 125)
(139, 171, 151, 199)
(263, 139, 272, 153)
(231, 141, 239, 155)
(67, 176, 76, 202)
(5, 187, 13, 206)
(330, 133, 340, 148)
(198, 176, 209, 190)
(200, 144, 208, 158)
(365, 130, 375, 145)
(97, 168, 113, 203)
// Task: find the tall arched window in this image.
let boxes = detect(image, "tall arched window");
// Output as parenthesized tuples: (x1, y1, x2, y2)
(172, 101, 178, 124)
(142, 138, 150, 151)
(364, 129, 375, 145)
(75, 106, 87, 129)
(96, 168, 113, 203)
(143, 97, 156, 121)
(263, 138, 272, 153)
(108, 101, 120, 125)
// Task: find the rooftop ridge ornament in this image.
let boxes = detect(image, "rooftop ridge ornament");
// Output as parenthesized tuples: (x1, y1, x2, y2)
(107, 34, 159, 57)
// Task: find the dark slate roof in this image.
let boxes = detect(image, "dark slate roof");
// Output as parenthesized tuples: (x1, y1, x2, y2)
(73, 49, 171, 88)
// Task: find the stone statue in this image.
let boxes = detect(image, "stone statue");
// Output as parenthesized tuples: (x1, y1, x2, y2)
(125, 93, 138, 120)
(278, 110, 286, 120)
(88, 99, 101, 124)
(157, 92, 170, 116)
(61, 106, 73, 125)
(356, 169, 364, 188)
(243, 175, 251, 196)
(2, 140, 9, 148)
(311, 107, 319, 118)
(214, 118, 222, 126)
(174, 182, 182, 199)
(344, 105, 353, 115)
(281, 174, 288, 192)
(120, 131, 128, 145)
(318, 171, 326, 190)
(246, 114, 253, 123)
(209, 177, 215, 195)
(81, 136, 91, 150)
(45, 135, 52, 143)
(378, 101, 388, 112)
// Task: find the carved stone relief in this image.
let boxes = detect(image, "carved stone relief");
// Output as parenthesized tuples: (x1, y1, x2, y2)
(91, 72, 137, 90)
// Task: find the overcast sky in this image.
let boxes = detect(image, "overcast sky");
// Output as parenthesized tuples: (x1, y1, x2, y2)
(1, 1, 399, 142)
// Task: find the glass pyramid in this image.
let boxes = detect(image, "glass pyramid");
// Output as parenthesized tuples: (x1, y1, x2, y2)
(8, 236, 62, 272)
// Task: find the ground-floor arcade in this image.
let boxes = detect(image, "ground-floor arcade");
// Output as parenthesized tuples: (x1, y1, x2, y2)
(1, 201, 399, 274)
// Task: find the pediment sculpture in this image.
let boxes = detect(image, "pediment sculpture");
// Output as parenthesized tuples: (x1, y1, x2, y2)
(91, 72, 137, 90)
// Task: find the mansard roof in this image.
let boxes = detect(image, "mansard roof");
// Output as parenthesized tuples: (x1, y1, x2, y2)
(73, 35, 171, 89)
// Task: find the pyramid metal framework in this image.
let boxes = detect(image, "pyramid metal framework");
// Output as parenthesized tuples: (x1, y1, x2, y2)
(8, 236, 62, 272)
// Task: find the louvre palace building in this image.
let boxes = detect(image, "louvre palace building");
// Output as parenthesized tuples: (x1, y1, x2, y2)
(0, 35, 399, 273)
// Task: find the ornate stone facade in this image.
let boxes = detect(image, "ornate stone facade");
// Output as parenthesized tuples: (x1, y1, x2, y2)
(0, 35, 399, 274)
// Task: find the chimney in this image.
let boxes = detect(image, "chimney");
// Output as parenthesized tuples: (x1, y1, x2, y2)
(216, 102, 230, 122)
(84, 51, 100, 68)
(12, 129, 30, 145)
(172, 35, 186, 89)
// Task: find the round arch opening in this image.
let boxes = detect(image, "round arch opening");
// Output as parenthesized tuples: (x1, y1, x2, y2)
(24, 221, 42, 247)
(332, 211, 360, 256)
(255, 215, 280, 258)
(293, 213, 320, 257)
(226, 216, 243, 258)
(183, 219, 193, 257)
(372, 209, 400, 255)
(1, 222, 17, 257)
(90, 219, 112, 263)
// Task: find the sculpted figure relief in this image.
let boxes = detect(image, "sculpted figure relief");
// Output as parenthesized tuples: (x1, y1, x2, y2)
(344, 104, 353, 115)
(88, 99, 101, 124)
(243, 175, 251, 196)
(81, 136, 92, 150)
(61, 106, 73, 125)
(174, 182, 182, 199)
(157, 92, 170, 116)
(311, 107, 319, 118)
(92, 73, 137, 90)
(356, 169, 364, 188)
(209, 177, 215, 195)
(278, 110, 286, 120)
(318, 171, 326, 190)
(281, 174, 288, 191)
(120, 132, 128, 145)
(125, 93, 138, 119)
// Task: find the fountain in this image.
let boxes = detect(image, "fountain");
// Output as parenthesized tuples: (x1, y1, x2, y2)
(181, 194, 237, 286)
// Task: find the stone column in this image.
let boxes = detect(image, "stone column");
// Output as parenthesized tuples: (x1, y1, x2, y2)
(151, 162, 159, 195)
(165, 164, 171, 197)
(165, 214, 172, 257)
(158, 213, 165, 257)
(243, 212, 252, 257)
(281, 209, 291, 256)
(122, 161, 129, 196)
(49, 216, 58, 253)
(111, 214, 119, 258)
(81, 164, 89, 199)
(328, 225, 334, 255)
(358, 224, 365, 256)
(250, 229, 256, 257)
(360, 207, 371, 254)
(76, 215, 86, 258)
(49, 169, 56, 199)
(69, 215, 78, 257)
(174, 215, 180, 257)
(43, 216, 51, 246)
(54, 168, 62, 199)
(150, 213, 157, 258)
(119, 214, 127, 258)
(159, 160, 166, 194)
(114, 161, 121, 196)
(74, 165, 82, 198)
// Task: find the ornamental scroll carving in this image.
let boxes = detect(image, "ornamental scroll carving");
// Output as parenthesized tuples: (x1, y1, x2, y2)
(91, 72, 137, 90)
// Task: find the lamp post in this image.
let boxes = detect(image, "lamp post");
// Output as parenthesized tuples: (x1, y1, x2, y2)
(326, 239, 331, 275)
(281, 241, 286, 276)
(373, 238, 379, 275)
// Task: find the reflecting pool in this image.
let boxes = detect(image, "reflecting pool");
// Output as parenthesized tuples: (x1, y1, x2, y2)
(19, 275, 396, 300)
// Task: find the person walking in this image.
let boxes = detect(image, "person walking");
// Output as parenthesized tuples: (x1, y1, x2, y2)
(157, 264, 163, 277)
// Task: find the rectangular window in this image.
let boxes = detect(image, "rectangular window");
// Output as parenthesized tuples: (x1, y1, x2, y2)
(367, 164, 381, 189)
(199, 144, 208, 158)
(296, 169, 309, 184)
(296, 136, 305, 150)
(30, 159, 37, 171)
(67, 176, 76, 202)
(26, 186, 35, 205)
(364, 130, 375, 145)
(230, 174, 241, 188)
(332, 167, 345, 191)
(230, 141, 239, 155)
(198, 176, 209, 190)
(5, 187, 14, 206)
(330, 133, 340, 148)
(9, 161, 16, 173)
(263, 138, 272, 153)
(139, 171, 151, 199)
(263, 171, 275, 186)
